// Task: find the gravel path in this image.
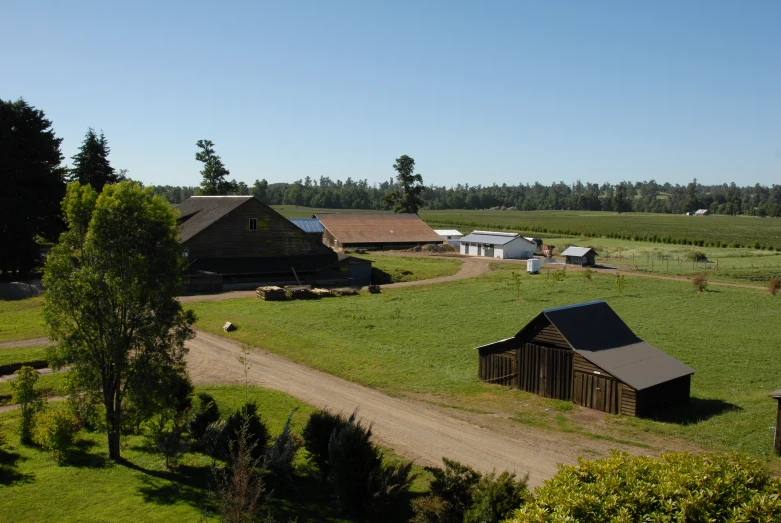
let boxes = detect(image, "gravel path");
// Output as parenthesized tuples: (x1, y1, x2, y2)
(0, 337, 49, 349)
(186, 330, 644, 488)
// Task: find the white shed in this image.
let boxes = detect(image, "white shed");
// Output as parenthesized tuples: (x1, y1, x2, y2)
(434, 229, 463, 244)
(458, 231, 537, 259)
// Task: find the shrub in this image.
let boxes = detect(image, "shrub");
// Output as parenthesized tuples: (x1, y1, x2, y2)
(769, 278, 780, 296)
(685, 250, 708, 261)
(371, 461, 416, 508)
(505, 451, 781, 522)
(32, 407, 78, 461)
(67, 392, 104, 432)
(615, 273, 627, 295)
(582, 268, 593, 282)
(201, 419, 226, 466)
(145, 409, 187, 468)
(327, 414, 382, 513)
(302, 409, 350, 481)
(11, 366, 43, 443)
(223, 403, 270, 462)
(692, 273, 708, 292)
(188, 392, 220, 440)
(464, 471, 529, 523)
(265, 411, 301, 488)
(412, 458, 482, 523)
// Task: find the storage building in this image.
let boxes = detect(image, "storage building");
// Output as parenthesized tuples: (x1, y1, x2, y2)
(459, 231, 536, 259)
(434, 229, 463, 244)
(476, 301, 695, 416)
(560, 246, 598, 266)
(315, 213, 443, 250)
(290, 218, 325, 243)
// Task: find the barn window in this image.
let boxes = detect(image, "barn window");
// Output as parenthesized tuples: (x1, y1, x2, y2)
(249, 218, 257, 231)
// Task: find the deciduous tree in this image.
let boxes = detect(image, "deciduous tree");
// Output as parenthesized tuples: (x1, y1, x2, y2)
(0, 98, 66, 280)
(196, 139, 236, 195)
(384, 155, 425, 213)
(42, 181, 194, 460)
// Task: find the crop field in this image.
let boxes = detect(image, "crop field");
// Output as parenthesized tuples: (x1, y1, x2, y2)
(421, 209, 781, 250)
(188, 270, 781, 461)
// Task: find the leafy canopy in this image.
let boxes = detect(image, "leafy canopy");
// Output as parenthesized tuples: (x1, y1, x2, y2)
(384, 155, 425, 213)
(43, 181, 195, 460)
(196, 139, 236, 195)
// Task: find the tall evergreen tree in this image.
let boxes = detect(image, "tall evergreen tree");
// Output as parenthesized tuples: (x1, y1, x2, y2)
(0, 98, 66, 280)
(195, 139, 236, 195)
(384, 155, 425, 213)
(70, 128, 122, 192)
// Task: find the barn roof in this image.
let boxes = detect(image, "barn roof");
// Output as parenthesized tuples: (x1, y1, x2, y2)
(175, 196, 253, 243)
(290, 218, 324, 234)
(434, 229, 463, 236)
(314, 213, 442, 244)
(527, 301, 694, 390)
(560, 246, 598, 257)
(770, 389, 781, 399)
(460, 231, 536, 246)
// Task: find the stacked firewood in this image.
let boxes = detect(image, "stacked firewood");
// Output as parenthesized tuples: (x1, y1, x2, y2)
(256, 286, 287, 301)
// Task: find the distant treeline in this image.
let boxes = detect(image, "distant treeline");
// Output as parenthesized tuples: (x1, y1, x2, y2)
(151, 177, 781, 217)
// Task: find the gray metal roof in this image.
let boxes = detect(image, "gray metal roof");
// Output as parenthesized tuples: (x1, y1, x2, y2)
(460, 231, 535, 246)
(290, 218, 324, 234)
(540, 301, 694, 390)
(560, 246, 598, 257)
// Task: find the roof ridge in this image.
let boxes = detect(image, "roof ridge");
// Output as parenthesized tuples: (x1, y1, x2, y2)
(543, 300, 606, 314)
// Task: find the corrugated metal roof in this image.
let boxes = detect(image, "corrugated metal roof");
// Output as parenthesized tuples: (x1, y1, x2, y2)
(460, 231, 536, 246)
(540, 301, 694, 390)
(175, 196, 253, 243)
(314, 213, 443, 244)
(434, 229, 463, 236)
(560, 246, 598, 257)
(290, 218, 324, 234)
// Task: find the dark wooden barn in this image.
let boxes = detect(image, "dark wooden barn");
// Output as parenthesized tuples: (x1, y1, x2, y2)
(476, 301, 695, 416)
(771, 389, 781, 454)
(176, 196, 342, 292)
(560, 246, 598, 266)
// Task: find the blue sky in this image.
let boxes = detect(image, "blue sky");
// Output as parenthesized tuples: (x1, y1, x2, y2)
(3, 1, 779, 188)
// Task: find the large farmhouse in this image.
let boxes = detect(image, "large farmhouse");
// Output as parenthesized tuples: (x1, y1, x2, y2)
(176, 196, 341, 292)
(459, 231, 536, 259)
(315, 213, 443, 250)
(476, 301, 694, 416)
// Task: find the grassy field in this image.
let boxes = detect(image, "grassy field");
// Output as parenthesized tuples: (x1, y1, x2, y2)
(187, 268, 781, 461)
(351, 252, 462, 283)
(0, 385, 425, 522)
(0, 298, 45, 343)
(542, 235, 781, 284)
(0, 346, 48, 369)
(420, 209, 781, 250)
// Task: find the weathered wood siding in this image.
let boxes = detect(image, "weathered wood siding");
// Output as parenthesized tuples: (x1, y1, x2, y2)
(635, 375, 691, 416)
(517, 343, 573, 400)
(574, 372, 621, 413)
(529, 321, 570, 349)
(479, 352, 517, 387)
(184, 199, 329, 259)
(775, 400, 781, 454)
(620, 385, 637, 416)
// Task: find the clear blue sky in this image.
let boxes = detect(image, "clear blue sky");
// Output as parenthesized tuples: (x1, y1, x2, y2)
(3, 1, 779, 188)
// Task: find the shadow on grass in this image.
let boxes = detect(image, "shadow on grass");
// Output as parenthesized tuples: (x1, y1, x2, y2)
(120, 459, 213, 512)
(647, 397, 742, 425)
(62, 438, 109, 469)
(0, 447, 34, 486)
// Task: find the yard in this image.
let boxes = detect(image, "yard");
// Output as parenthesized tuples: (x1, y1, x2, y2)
(351, 252, 463, 283)
(187, 269, 781, 462)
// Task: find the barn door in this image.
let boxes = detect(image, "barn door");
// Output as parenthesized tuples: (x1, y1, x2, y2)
(517, 343, 573, 401)
(574, 372, 620, 413)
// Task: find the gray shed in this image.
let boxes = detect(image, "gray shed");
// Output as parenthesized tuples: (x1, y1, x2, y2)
(560, 246, 598, 266)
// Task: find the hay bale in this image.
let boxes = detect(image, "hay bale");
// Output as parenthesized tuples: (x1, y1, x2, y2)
(256, 286, 287, 301)
(286, 287, 319, 300)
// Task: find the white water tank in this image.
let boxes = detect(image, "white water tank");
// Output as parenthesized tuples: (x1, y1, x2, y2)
(527, 258, 540, 274)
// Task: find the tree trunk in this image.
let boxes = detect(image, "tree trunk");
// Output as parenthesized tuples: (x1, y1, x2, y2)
(105, 387, 122, 460)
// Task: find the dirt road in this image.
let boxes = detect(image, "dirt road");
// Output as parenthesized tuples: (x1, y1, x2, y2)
(186, 330, 658, 488)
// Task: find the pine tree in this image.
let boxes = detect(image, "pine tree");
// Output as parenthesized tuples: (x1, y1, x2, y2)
(70, 128, 122, 192)
(383, 155, 425, 213)
(196, 139, 236, 195)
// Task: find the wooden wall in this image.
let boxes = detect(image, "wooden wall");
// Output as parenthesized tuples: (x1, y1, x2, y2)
(478, 352, 517, 387)
(621, 385, 637, 416)
(185, 199, 329, 259)
(635, 375, 691, 417)
(517, 343, 573, 400)
(775, 400, 781, 454)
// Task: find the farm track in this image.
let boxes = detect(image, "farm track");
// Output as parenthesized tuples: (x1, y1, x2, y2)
(0, 337, 49, 349)
(186, 330, 655, 488)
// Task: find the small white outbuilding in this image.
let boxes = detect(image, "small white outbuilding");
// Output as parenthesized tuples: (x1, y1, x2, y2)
(434, 229, 464, 244)
(459, 231, 537, 259)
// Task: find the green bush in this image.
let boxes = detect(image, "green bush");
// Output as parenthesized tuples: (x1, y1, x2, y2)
(187, 392, 220, 440)
(464, 471, 529, 523)
(264, 411, 300, 488)
(302, 409, 350, 481)
(327, 414, 382, 513)
(411, 458, 481, 523)
(145, 409, 187, 468)
(223, 403, 270, 462)
(11, 366, 43, 444)
(506, 451, 781, 522)
(33, 407, 78, 461)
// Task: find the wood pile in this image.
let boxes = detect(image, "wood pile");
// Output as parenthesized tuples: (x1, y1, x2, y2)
(312, 288, 335, 298)
(256, 286, 287, 301)
(332, 288, 359, 297)
(286, 287, 319, 300)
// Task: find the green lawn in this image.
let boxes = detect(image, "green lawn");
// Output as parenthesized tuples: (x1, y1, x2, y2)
(0, 298, 46, 343)
(0, 371, 69, 405)
(352, 252, 462, 283)
(0, 385, 425, 523)
(187, 268, 781, 461)
(0, 346, 48, 369)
